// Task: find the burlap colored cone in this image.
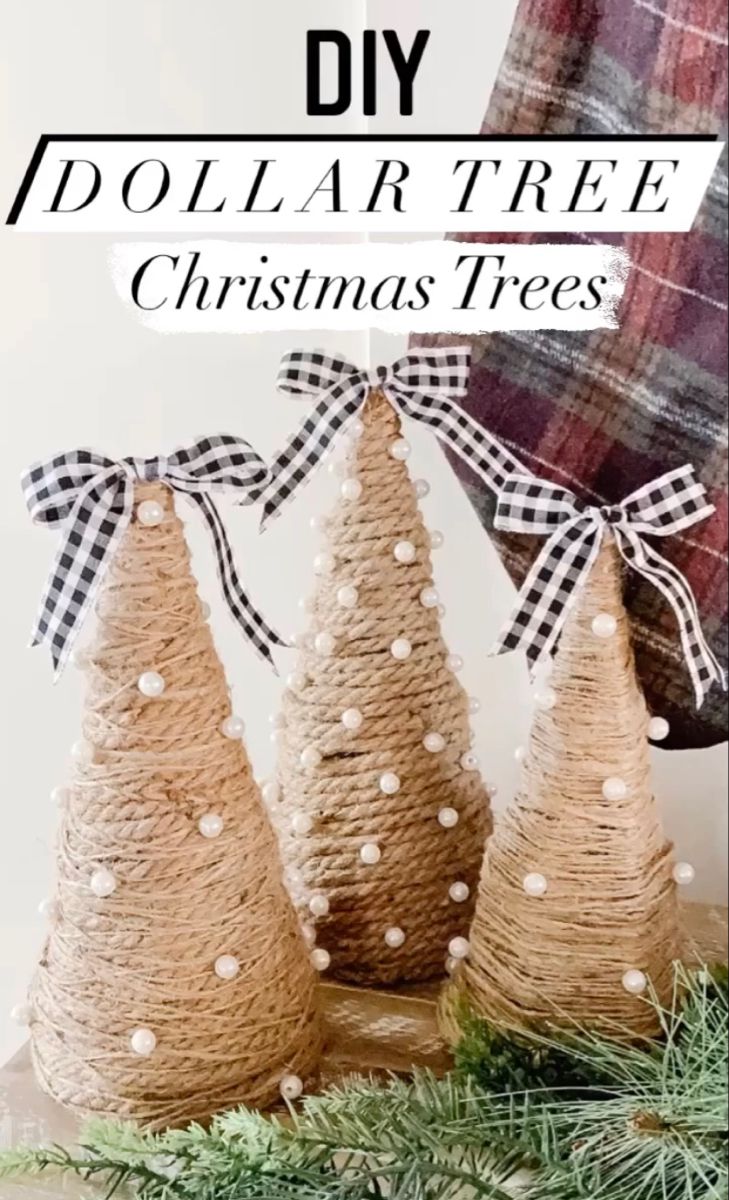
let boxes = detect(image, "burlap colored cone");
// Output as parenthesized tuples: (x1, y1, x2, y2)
(459, 538, 682, 1037)
(28, 482, 322, 1128)
(272, 393, 492, 986)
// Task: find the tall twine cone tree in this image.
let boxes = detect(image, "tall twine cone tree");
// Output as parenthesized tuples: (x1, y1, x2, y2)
(457, 539, 685, 1037)
(270, 392, 493, 986)
(19, 471, 321, 1127)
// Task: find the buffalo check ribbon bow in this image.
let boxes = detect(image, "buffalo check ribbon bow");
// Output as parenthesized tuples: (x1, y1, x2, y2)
(259, 348, 528, 527)
(491, 464, 726, 708)
(22, 435, 284, 677)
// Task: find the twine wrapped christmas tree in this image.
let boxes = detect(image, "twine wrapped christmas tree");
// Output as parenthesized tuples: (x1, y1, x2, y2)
(17, 442, 322, 1127)
(455, 467, 726, 1036)
(257, 349, 522, 986)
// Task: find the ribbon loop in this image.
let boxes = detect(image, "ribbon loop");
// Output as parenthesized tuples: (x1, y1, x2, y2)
(491, 466, 725, 709)
(22, 436, 282, 677)
(261, 348, 528, 528)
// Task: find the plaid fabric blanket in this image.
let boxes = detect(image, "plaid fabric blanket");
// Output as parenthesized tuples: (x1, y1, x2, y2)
(416, 0, 728, 749)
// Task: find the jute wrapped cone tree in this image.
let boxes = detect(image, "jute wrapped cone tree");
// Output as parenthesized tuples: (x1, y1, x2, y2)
(19, 451, 322, 1127)
(461, 540, 684, 1036)
(271, 392, 492, 986)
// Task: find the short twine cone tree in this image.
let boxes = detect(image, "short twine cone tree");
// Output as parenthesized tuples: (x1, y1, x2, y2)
(20, 474, 321, 1127)
(270, 391, 493, 986)
(458, 538, 684, 1037)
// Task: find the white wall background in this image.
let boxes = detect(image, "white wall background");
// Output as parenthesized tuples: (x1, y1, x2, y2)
(0, 0, 726, 1065)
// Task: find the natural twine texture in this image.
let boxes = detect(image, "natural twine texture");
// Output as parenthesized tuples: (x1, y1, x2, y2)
(29, 482, 322, 1129)
(273, 392, 492, 986)
(454, 537, 682, 1038)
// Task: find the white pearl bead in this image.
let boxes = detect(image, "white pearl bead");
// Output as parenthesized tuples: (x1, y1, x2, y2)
(533, 686, 556, 711)
(341, 478, 363, 501)
(430, 531, 444, 550)
(420, 586, 440, 609)
(68, 648, 85, 669)
(309, 514, 324, 532)
(446, 957, 459, 976)
(314, 631, 336, 656)
(446, 654, 464, 673)
(327, 459, 346, 478)
(337, 584, 359, 610)
(342, 707, 364, 732)
(414, 479, 430, 499)
(199, 813, 224, 839)
(460, 751, 480, 772)
(468, 697, 481, 715)
(261, 781, 280, 806)
(622, 969, 648, 996)
(423, 732, 446, 754)
(449, 882, 470, 904)
(602, 777, 628, 801)
(449, 937, 470, 960)
(71, 740, 91, 763)
(523, 872, 548, 898)
(360, 842, 382, 865)
(201, 601, 211, 620)
(393, 540, 417, 565)
(649, 717, 670, 742)
(380, 772, 401, 795)
(311, 948, 331, 972)
(438, 604, 447, 619)
(138, 671, 165, 698)
(592, 612, 618, 639)
(136, 500, 165, 527)
(349, 417, 365, 439)
(673, 861, 696, 886)
(514, 746, 527, 764)
(286, 672, 306, 692)
(314, 552, 335, 576)
(221, 715, 245, 740)
(90, 868, 116, 898)
(130, 1028, 157, 1057)
(389, 438, 411, 462)
(301, 923, 317, 949)
(10, 1003, 32, 1027)
(485, 781, 499, 799)
(215, 955, 241, 981)
(38, 897, 59, 920)
(309, 894, 330, 918)
(391, 638, 412, 661)
(280, 1074, 304, 1102)
(438, 807, 460, 829)
(384, 926, 406, 949)
(51, 785, 69, 806)
(292, 812, 314, 837)
(300, 746, 322, 770)
(298, 595, 314, 612)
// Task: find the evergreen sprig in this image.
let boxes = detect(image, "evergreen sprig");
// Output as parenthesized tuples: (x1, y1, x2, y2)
(1, 964, 726, 1199)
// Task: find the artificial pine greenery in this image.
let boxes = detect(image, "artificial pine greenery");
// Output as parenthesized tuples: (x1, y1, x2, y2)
(1, 964, 726, 1199)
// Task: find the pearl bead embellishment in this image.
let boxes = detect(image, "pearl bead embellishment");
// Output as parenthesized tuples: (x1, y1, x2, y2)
(341, 478, 363, 501)
(523, 873, 548, 898)
(468, 697, 481, 715)
(360, 842, 382, 865)
(138, 671, 165, 699)
(447, 654, 464, 673)
(602, 777, 629, 801)
(424, 732, 446, 754)
(449, 937, 470, 960)
(414, 479, 430, 498)
(460, 751, 480, 772)
(385, 927, 406, 949)
(349, 417, 365, 439)
(673, 861, 696, 886)
(649, 717, 670, 742)
(394, 540, 417, 564)
(136, 500, 165, 527)
(221, 715, 245, 740)
(309, 894, 330, 918)
(342, 707, 364, 731)
(533, 686, 556, 712)
(592, 612, 618, 639)
(380, 772, 401, 795)
(337, 584, 359, 609)
(314, 552, 335, 576)
(438, 807, 459, 829)
(71, 740, 90, 762)
(90, 868, 117, 898)
(420, 586, 439, 609)
(201, 602, 211, 620)
(10, 1003, 32, 1027)
(215, 955, 241, 981)
(311, 948, 331, 972)
(199, 813, 224, 839)
(130, 1028, 157, 1057)
(390, 438, 411, 462)
(280, 1074, 304, 1102)
(622, 969, 648, 996)
(514, 746, 527, 764)
(38, 897, 59, 920)
(391, 638, 412, 661)
(430, 531, 444, 550)
(315, 631, 336, 656)
(292, 812, 314, 837)
(300, 746, 322, 770)
(449, 882, 470, 904)
(51, 786, 69, 806)
(261, 781, 280, 806)
(446, 957, 459, 976)
(287, 672, 307, 693)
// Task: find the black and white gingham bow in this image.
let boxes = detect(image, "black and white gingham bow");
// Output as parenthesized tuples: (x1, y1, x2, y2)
(22, 436, 283, 676)
(260, 348, 526, 527)
(491, 465, 726, 708)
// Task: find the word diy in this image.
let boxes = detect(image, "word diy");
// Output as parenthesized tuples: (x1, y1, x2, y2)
(306, 29, 431, 116)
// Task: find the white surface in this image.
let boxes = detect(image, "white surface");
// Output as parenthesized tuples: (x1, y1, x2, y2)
(0, 0, 726, 1068)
